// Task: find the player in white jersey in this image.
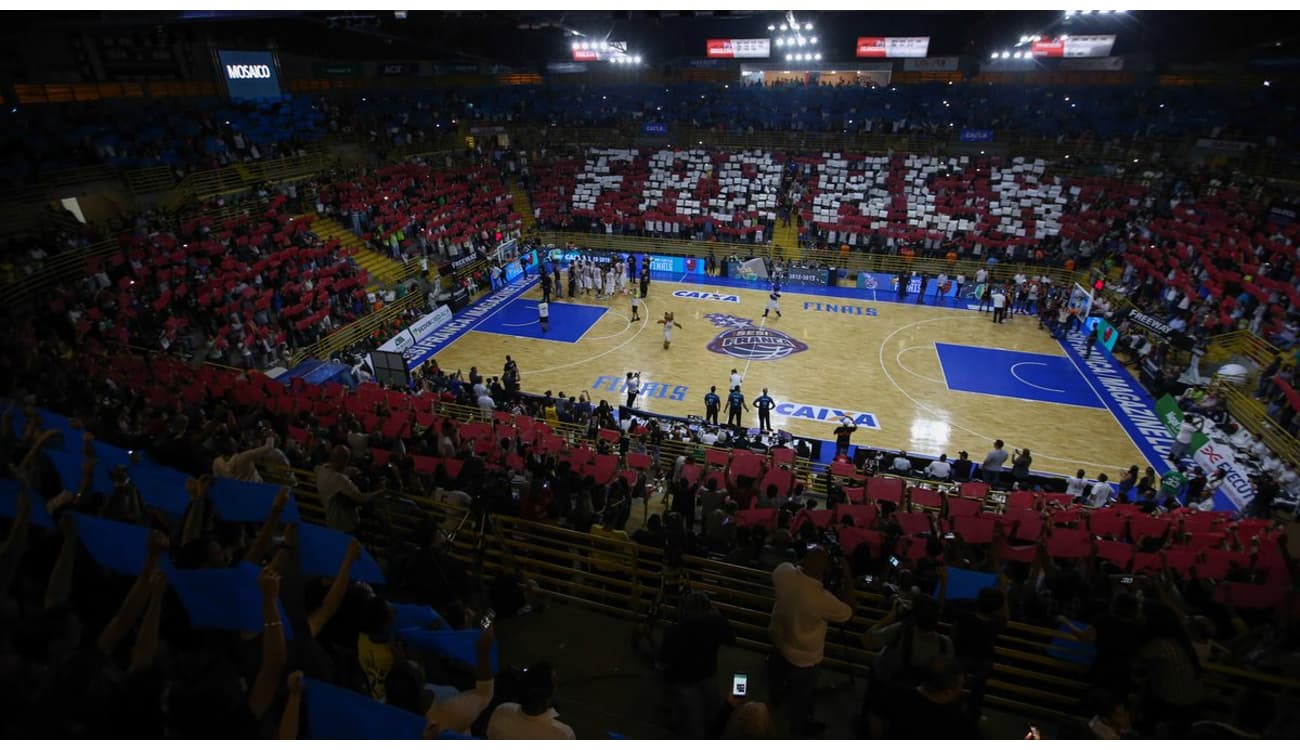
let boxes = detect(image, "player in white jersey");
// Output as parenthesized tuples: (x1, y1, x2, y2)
(605, 267, 617, 298)
(575, 260, 587, 295)
(657, 312, 682, 350)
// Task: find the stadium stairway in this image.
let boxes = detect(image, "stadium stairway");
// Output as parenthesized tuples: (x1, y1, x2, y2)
(511, 177, 537, 234)
(771, 213, 799, 261)
(308, 214, 406, 289)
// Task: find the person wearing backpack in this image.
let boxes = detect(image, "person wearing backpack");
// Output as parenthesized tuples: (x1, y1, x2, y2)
(858, 593, 953, 738)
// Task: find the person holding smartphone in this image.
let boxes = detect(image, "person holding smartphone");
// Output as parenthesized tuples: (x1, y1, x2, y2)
(660, 592, 735, 739)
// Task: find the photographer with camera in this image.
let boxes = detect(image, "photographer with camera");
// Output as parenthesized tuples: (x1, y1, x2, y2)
(767, 547, 854, 737)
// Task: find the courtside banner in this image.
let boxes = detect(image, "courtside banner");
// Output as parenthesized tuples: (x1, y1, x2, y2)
(856, 37, 930, 58)
(1155, 395, 1254, 510)
(706, 38, 771, 59)
(378, 306, 453, 354)
(1031, 35, 1116, 58)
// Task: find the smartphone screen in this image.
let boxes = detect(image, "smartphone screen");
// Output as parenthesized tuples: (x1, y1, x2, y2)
(1120, 576, 1134, 585)
(731, 673, 748, 698)
(479, 608, 496, 630)
(889, 555, 901, 568)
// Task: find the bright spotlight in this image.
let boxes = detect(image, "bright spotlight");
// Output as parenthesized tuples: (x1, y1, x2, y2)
(804, 23, 812, 30)
(572, 42, 579, 50)
(775, 38, 783, 47)
(768, 24, 775, 31)
(785, 54, 792, 61)
(780, 23, 787, 31)
(814, 53, 822, 60)
(797, 37, 806, 46)
(810, 36, 817, 45)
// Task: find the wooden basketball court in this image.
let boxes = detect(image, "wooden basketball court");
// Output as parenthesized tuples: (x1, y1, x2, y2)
(428, 277, 1147, 478)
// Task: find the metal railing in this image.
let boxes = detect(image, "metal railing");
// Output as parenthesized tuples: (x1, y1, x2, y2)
(288, 291, 425, 367)
(0, 238, 120, 308)
(1199, 330, 1300, 466)
(163, 152, 336, 212)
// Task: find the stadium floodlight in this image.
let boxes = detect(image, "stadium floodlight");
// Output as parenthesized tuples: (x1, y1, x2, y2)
(785, 54, 793, 61)
(814, 53, 822, 60)
(810, 36, 817, 44)
(804, 22, 813, 30)
(991, 52, 998, 59)
(775, 37, 783, 46)
(768, 24, 775, 30)
(634, 55, 641, 63)
(780, 23, 787, 30)
(797, 37, 806, 46)
(572, 42, 579, 50)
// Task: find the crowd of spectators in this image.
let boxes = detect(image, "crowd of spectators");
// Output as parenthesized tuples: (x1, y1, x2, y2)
(4, 78, 1300, 740)
(0, 95, 333, 186)
(5, 81, 1297, 187)
(2, 310, 1297, 737)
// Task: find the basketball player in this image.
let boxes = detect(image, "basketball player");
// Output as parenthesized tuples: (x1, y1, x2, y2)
(630, 289, 641, 321)
(730, 368, 743, 390)
(657, 312, 682, 350)
(537, 300, 549, 333)
(567, 262, 578, 298)
(763, 288, 782, 318)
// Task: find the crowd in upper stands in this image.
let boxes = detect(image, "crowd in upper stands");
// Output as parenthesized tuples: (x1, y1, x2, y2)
(4, 81, 1298, 187)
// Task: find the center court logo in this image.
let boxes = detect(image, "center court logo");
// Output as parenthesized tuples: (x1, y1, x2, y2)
(703, 313, 808, 361)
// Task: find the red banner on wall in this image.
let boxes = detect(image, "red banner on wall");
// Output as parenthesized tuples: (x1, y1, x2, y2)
(706, 38, 771, 59)
(572, 49, 599, 62)
(856, 36, 930, 58)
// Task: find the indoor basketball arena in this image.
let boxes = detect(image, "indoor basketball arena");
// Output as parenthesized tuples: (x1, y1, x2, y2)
(1, 6, 1298, 743)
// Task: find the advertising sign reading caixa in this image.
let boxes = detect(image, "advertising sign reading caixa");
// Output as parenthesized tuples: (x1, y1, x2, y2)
(217, 50, 282, 100)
